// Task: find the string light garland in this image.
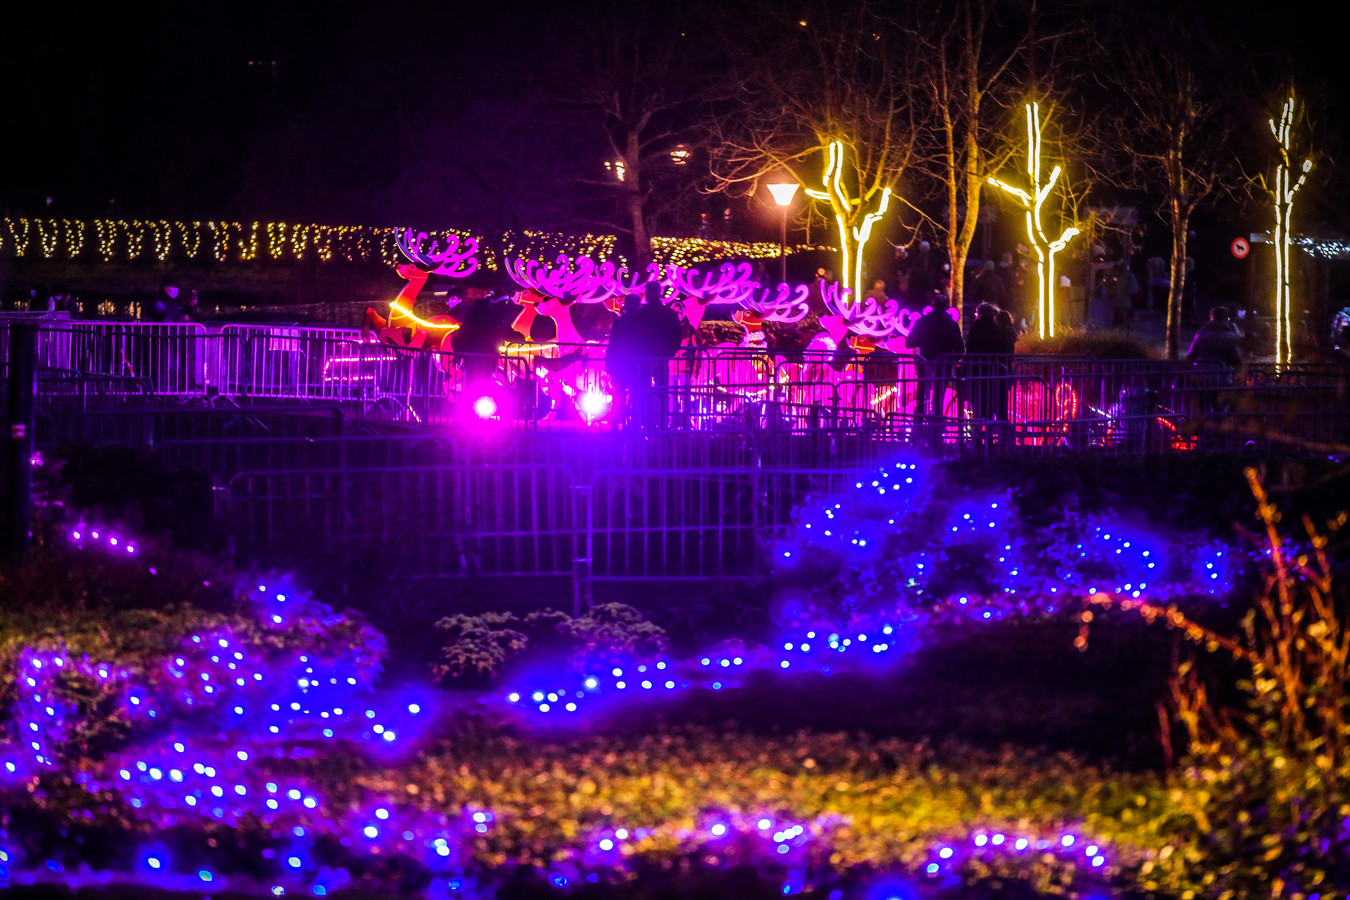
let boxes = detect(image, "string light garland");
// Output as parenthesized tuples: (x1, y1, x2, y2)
(62, 219, 85, 258)
(0, 217, 825, 271)
(94, 218, 116, 261)
(4, 216, 32, 256)
(35, 218, 59, 258)
(174, 220, 201, 258)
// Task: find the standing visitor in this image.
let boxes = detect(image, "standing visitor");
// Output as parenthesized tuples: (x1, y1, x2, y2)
(1186, 306, 1242, 369)
(606, 294, 644, 429)
(631, 282, 683, 429)
(1186, 305, 1242, 417)
(1109, 262, 1140, 330)
(906, 295, 965, 438)
(965, 303, 1017, 446)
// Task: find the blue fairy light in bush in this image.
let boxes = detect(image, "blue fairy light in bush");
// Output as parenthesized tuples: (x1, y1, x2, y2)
(786, 458, 928, 563)
(1044, 516, 1164, 599)
(1189, 540, 1239, 596)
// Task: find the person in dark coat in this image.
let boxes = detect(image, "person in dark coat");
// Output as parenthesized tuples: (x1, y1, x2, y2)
(1186, 305, 1243, 416)
(965, 302, 1017, 444)
(1186, 306, 1242, 369)
(906, 293, 965, 424)
(966, 260, 1007, 309)
(606, 293, 645, 429)
(629, 281, 683, 428)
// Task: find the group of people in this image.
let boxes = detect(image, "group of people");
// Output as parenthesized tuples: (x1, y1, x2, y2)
(905, 295, 1020, 443)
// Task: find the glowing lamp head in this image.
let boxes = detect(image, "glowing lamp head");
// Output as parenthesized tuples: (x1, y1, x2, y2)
(578, 388, 611, 421)
(472, 396, 497, 419)
(766, 182, 800, 207)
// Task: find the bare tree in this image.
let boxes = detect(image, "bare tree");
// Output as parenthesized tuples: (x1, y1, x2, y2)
(905, 0, 1036, 318)
(1257, 92, 1314, 367)
(558, 1, 722, 267)
(707, 0, 917, 293)
(1102, 8, 1238, 358)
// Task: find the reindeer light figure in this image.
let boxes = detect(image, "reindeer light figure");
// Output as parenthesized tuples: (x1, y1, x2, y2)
(503, 254, 654, 423)
(363, 229, 478, 351)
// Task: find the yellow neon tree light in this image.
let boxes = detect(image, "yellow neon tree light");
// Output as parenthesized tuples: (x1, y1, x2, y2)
(1270, 94, 1311, 368)
(803, 141, 892, 295)
(987, 103, 1079, 339)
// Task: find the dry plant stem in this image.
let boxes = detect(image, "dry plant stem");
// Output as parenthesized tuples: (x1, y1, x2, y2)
(1083, 466, 1346, 766)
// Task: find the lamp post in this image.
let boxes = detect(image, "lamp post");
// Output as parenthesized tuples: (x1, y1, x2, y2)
(766, 182, 799, 284)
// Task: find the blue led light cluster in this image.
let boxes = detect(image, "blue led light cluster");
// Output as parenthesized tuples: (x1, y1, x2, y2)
(0, 544, 457, 894)
(785, 459, 929, 564)
(923, 829, 1110, 877)
(779, 461, 1245, 613)
(503, 614, 927, 720)
(0, 520, 1141, 896)
(69, 524, 140, 558)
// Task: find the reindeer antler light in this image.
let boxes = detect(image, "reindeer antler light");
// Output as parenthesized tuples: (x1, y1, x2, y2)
(397, 229, 479, 278)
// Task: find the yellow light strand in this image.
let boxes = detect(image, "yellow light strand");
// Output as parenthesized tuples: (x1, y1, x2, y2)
(63, 219, 85, 258)
(95, 219, 116, 261)
(0, 216, 815, 273)
(1270, 94, 1310, 368)
(240, 222, 260, 261)
(389, 300, 460, 331)
(125, 220, 148, 260)
(5, 217, 32, 257)
(988, 102, 1079, 338)
(176, 221, 203, 259)
(152, 220, 172, 261)
(35, 218, 59, 259)
(804, 140, 891, 295)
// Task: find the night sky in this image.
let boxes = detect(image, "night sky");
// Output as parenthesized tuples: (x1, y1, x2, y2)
(3, 0, 1345, 241)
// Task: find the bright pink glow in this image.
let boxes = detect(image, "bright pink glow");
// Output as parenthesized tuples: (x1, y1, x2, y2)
(505, 255, 645, 305)
(671, 261, 757, 304)
(472, 396, 498, 418)
(396, 229, 478, 278)
(578, 388, 611, 421)
(505, 253, 814, 321)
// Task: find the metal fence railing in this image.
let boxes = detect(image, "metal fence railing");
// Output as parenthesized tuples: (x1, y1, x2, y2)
(222, 462, 859, 595)
(227, 464, 580, 580)
(5, 321, 1348, 454)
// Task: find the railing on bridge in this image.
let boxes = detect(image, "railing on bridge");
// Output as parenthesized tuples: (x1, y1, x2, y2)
(4, 319, 1348, 454)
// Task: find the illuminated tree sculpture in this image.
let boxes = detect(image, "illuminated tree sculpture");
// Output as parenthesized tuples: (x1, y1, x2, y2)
(1268, 94, 1312, 368)
(987, 103, 1078, 339)
(804, 141, 893, 296)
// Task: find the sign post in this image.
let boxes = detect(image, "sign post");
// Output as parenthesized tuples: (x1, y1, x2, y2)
(4, 323, 37, 558)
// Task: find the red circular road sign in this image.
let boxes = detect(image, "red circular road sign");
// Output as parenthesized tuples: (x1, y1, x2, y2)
(1231, 237, 1250, 259)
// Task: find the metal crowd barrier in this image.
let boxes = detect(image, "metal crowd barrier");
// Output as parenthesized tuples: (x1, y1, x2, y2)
(5, 321, 1348, 453)
(223, 461, 859, 589)
(227, 464, 579, 580)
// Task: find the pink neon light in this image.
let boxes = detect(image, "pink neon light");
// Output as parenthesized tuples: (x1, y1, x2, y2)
(505, 255, 649, 305)
(396, 229, 478, 278)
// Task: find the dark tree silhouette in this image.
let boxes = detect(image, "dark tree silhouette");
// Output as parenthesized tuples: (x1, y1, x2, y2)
(706, 0, 918, 291)
(1101, 6, 1240, 358)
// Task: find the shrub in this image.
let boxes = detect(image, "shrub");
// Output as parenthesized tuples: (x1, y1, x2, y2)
(1083, 469, 1350, 896)
(433, 604, 668, 683)
(0, 548, 384, 766)
(1017, 325, 1155, 359)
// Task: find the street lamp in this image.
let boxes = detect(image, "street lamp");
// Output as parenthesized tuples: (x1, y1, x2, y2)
(766, 181, 799, 284)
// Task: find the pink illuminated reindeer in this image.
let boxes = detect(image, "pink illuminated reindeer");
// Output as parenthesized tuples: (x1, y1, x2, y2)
(791, 281, 911, 414)
(363, 229, 478, 354)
